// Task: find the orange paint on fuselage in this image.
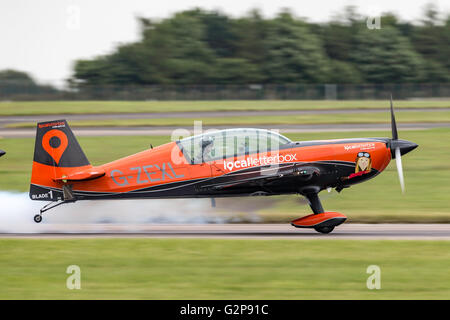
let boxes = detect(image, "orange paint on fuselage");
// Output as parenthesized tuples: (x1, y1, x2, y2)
(30, 139, 392, 195)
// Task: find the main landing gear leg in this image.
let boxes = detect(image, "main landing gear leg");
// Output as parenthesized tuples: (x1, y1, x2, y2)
(304, 192, 334, 234)
(34, 200, 70, 223)
(305, 192, 324, 215)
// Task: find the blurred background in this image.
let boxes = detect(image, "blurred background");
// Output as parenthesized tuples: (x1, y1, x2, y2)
(0, 0, 449, 229)
(0, 0, 449, 99)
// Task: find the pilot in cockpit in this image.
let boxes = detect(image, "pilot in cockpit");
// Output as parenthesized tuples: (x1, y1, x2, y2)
(196, 137, 214, 163)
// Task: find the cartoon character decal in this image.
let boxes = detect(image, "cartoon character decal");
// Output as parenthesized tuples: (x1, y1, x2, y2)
(342, 152, 372, 180)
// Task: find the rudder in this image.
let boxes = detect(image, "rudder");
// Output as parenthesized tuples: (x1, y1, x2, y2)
(30, 120, 91, 201)
(33, 120, 89, 167)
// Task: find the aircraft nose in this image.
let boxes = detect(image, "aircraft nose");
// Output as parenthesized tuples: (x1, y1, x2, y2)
(390, 139, 418, 158)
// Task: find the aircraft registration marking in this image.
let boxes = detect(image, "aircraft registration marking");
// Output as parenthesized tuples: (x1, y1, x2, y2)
(110, 162, 184, 186)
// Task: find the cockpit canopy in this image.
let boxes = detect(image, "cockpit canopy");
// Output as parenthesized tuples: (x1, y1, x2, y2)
(178, 128, 292, 164)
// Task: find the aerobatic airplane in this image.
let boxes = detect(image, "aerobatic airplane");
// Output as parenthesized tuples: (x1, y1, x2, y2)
(29, 98, 417, 233)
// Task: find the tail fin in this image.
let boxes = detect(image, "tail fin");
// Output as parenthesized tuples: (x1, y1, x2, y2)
(30, 120, 91, 201)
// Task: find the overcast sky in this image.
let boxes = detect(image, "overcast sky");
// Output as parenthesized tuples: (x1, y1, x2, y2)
(0, 0, 448, 86)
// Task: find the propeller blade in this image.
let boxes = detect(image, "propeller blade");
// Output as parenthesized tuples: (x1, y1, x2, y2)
(395, 147, 405, 193)
(390, 94, 398, 140)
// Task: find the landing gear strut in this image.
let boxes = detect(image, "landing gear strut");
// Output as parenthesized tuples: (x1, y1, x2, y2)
(34, 200, 72, 223)
(34, 185, 76, 223)
(305, 192, 324, 214)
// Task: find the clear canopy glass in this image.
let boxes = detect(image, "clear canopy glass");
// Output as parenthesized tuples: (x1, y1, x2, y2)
(178, 128, 292, 164)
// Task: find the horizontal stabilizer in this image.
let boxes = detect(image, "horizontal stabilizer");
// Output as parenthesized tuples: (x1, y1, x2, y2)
(53, 167, 105, 182)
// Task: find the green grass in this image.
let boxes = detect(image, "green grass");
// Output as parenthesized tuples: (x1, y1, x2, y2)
(1, 100, 449, 116)
(0, 239, 448, 299)
(7, 111, 450, 128)
(1, 128, 450, 222)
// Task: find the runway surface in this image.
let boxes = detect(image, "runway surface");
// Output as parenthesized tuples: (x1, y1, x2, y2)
(1, 224, 450, 239)
(1, 122, 449, 137)
(1, 107, 448, 125)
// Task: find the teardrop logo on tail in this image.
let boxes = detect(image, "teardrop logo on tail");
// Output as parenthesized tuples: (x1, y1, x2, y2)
(42, 129, 69, 165)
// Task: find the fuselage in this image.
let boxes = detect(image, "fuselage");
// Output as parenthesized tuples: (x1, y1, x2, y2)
(30, 137, 394, 201)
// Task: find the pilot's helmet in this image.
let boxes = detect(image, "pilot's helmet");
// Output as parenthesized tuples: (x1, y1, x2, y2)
(200, 137, 214, 149)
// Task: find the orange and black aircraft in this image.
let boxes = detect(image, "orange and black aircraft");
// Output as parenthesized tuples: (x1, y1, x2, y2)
(30, 99, 417, 233)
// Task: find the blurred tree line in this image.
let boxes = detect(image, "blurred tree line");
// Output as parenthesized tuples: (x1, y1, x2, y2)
(70, 5, 449, 87)
(0, 70, 57, 98)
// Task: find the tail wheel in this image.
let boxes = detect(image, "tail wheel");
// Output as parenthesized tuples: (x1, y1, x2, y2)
(34, 214, 42, 223)
(314, 226, 334, 234)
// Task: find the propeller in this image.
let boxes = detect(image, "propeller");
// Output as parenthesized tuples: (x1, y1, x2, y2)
(390, 95, 404, 193)
(389, 94, 418, 194)
(395, 147, 405, 193)
(390, 94, 398, 140)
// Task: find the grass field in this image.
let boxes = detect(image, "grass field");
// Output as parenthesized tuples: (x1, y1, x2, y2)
(1, 128, 449, 222)
(7, 110, 450, 128)
(0, 239, 448, 299)
(1, 100, 449, 115)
